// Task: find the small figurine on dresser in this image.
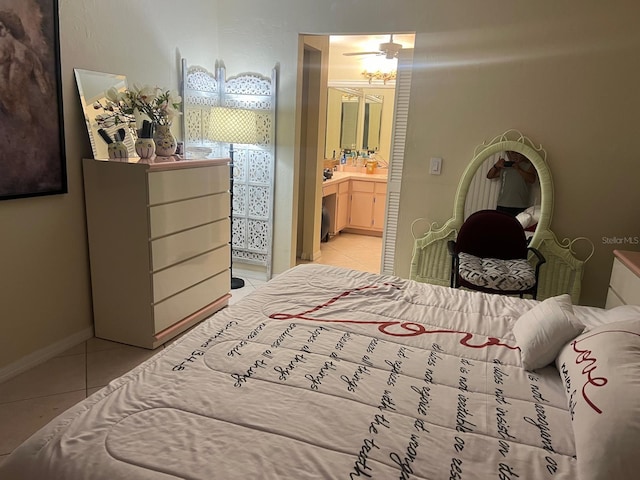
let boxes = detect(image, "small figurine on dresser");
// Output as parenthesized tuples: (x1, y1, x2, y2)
(135, 120, 155, 161)
(98, 128, 128, 161)
(93, 83, 182, 163)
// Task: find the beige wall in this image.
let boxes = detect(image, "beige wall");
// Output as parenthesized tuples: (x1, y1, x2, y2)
(216, 0, 640, 308)
(397, 3, 640, 307)
(2, 0, 639, 370)
(0, 0, 219, 370)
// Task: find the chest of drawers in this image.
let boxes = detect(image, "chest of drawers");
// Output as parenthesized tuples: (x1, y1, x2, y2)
(82, 158, 231, 348)
(605, 249, 640, 308)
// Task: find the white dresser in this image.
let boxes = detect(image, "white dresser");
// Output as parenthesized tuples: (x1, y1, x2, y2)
(605, 249, 640, 308)
(82, 158, 231, 348)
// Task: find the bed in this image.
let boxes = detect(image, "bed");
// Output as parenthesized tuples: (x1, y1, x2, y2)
(1, 264, 638, 479)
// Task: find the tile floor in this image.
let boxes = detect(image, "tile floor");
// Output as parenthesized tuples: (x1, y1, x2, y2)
(0, 233, 380, 467)
(296, 231, 382, 273)
(0, 276, 266, 467)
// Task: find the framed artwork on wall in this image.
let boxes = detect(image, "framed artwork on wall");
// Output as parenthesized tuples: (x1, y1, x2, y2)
(0, 0, 66, 201)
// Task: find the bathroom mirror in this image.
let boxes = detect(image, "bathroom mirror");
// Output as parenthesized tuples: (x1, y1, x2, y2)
(324, 87, 385, 159)
(363, 94, 383, 152)
(339, 92, 359, 150)
(74, 68, 137, 159)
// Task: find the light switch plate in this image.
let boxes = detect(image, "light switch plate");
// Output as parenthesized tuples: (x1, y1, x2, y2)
(430, 157, 442, 175)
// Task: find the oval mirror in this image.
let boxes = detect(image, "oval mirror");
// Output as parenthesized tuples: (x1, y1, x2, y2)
(453, 129, 552, 247)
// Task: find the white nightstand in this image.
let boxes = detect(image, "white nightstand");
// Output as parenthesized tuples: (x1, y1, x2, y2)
(605, 250, 640, 308)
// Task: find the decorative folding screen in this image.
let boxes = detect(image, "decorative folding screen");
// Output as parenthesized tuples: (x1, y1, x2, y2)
(181, 60, 277, 278)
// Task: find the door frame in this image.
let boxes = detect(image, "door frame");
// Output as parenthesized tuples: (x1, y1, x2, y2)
(293, 34, 413, 273)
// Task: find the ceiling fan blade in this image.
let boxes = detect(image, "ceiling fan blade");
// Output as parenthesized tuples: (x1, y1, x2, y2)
(343, 51, 382, 56)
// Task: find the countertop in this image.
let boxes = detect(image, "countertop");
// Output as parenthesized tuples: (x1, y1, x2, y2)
(322, 170, 388, 187)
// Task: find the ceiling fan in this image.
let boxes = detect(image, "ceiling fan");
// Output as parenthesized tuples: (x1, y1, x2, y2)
(343, 34, 403, 60)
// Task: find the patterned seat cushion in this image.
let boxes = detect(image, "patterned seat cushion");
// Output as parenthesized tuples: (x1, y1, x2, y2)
(458, 252, 536, 291)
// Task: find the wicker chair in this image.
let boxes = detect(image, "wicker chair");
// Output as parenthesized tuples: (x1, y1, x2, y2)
(447, 209, 546, 299)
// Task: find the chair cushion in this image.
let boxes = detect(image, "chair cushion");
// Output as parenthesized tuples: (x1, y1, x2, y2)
(458, 252, 536, 291)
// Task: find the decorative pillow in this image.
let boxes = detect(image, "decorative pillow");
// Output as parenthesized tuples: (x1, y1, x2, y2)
(523, 205, 541, 223)
(458, 253, 536, 291)
(515, 212, 533, 229)
(512, 294, 585, 370)
(555, 319, 640, 480)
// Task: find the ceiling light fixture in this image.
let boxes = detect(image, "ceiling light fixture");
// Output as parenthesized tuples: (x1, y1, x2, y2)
(361, 54, 397, 85)
(361, 69, 397, 85)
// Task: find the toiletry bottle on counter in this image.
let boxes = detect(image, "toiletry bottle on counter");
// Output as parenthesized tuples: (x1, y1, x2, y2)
(340, 151, 346, 165)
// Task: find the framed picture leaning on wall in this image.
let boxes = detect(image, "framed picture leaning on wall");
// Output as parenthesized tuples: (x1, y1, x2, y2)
(0, 0, 66, 201)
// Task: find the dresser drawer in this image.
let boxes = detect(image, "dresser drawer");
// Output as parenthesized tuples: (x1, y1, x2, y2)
(605, 287, 625, 309)
(152, 245, 229, 303)
(148, 164, 229, 205)
(149, 192, 229, 238)
(609, 257, 640, 305)
(151, 219, 229, 271)
(153, 269, 230, 333)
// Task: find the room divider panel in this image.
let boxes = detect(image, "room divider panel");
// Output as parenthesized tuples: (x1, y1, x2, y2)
(181, 60, 277, 278)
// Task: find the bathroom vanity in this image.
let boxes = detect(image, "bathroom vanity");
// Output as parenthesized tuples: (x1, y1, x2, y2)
(322, 169, 388, 236)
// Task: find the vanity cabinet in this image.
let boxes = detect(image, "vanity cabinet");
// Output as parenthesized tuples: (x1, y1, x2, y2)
(336, 181, 350, 232)
(605, 250, 640, 308)
(82, 158, 231, 349)
(322, 175, 388, 236)
(372, 182, 387, 230)
(349, 180, 387, 232)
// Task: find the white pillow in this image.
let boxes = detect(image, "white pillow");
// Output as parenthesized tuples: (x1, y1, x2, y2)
(523, 205, 541, 223)
(512, 294, 585, 370)
(515, 212, 533, 229)
(555, 318, 640, 480)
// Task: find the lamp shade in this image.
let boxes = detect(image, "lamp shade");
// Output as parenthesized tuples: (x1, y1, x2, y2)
(210, 107, 259, 144)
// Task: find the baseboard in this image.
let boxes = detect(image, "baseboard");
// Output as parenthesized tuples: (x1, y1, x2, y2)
(233, 266, 269, 282)
(0, 327, 94, 384)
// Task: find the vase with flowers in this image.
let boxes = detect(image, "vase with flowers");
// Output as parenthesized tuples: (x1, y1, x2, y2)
(94, 84, 182, 158)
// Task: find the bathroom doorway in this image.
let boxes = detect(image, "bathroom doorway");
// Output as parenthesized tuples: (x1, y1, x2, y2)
(295, 33, 414, 275)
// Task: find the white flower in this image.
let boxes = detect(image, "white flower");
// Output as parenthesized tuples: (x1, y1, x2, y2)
(164, 104, 181, 122)
(137, 84, 157, 103)
(105, 87, 120, 103)
(95, 114, 115, 128)
(168, 90, 182, 104)
(94, 82, 182, 130)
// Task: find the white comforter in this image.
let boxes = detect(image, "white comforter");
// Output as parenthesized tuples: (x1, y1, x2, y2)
(1, 264, 594, 479)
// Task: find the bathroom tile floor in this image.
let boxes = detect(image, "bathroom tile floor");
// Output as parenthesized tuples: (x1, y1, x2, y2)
(0, 276, 266, 467)
(296, 232, 382, 273)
